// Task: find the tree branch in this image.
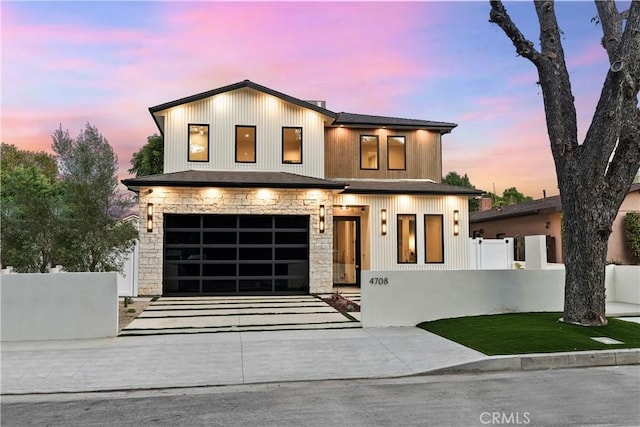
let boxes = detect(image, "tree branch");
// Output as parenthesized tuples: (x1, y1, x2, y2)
(489, 1, 542, 64)
(582, 0, 640, 186)
(596, 0, 624, 63)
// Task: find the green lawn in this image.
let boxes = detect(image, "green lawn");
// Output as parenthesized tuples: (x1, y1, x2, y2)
(417, 312, 640, 355)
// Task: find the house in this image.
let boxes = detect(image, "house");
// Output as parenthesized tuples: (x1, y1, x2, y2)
(469, 183, 640, 265)
(122, 80, 481, 296)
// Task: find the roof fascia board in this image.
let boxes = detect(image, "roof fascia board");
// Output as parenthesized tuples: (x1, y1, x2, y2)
(148, 80, 337, 119)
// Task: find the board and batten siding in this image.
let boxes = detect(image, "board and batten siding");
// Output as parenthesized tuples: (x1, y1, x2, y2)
(324, 127, 442, 180)
(160, 88, 329, 178)
(333, 193, 470, 271)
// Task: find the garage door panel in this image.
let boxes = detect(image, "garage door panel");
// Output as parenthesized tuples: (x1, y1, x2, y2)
(163, 214, 309, 295)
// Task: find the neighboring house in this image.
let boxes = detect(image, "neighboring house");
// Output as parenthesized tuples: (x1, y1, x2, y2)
(469, 183, 640, 265)
(122, 80, 481, 296)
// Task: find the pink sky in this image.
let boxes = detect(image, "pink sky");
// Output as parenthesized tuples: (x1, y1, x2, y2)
(1, 1, 611, 198)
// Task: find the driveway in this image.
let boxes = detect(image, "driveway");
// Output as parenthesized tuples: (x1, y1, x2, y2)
(120, 292, 361, 336)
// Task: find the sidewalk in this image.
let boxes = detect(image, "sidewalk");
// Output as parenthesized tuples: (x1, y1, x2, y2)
(2, 327, 638, 395)
(1, 327, 485, 394)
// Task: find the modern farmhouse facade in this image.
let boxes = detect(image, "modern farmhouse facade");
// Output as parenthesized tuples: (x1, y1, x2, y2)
(122, 80, 480, 296)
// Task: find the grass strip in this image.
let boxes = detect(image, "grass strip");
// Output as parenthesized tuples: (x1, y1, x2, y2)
(418, 312, 640, 355)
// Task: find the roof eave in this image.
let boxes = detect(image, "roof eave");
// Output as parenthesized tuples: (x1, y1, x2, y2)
(341, 188, 482, 196)
(120, 179, 345, 191)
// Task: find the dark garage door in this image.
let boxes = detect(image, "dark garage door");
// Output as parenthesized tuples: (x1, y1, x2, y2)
(163, 214, 309, 295)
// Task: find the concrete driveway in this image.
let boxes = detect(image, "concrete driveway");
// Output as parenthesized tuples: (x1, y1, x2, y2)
(120, 292, 361, 336)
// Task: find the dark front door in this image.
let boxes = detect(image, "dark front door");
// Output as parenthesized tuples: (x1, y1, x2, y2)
(163, 214, 309, 295)
(332, 216, 361, 287)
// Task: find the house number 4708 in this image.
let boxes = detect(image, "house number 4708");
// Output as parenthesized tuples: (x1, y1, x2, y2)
(369, 277, 389, 285)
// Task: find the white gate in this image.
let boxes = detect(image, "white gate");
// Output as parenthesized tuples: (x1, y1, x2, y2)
(469, 238, 514, 269)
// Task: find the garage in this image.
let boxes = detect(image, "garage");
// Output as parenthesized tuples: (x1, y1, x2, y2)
(163, 214, 309, 295)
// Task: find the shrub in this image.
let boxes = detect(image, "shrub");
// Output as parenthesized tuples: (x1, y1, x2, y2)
(623, 212, 640, 262)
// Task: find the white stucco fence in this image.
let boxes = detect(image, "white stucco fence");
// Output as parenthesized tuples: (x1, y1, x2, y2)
(605, 265, 640, 305)
(361, 266, 639, 327)
(1, 273, 118, 341)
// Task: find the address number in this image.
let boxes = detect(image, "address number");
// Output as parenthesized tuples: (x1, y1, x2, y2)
(369, 277, 389, 285)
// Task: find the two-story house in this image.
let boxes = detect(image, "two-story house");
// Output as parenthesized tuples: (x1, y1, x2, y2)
(122, 80, 481, 296)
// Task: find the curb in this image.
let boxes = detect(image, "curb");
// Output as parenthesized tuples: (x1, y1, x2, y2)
(428, 348, 640, 374)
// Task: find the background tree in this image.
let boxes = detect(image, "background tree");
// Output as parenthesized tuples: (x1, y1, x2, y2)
(1, 142, 57, 182)
(490, 0, 640, 325)
(52, 123, 138, 272)
(1, 160, 62, 272)
(485, 187, 534, 207)
(129, 134, 163, 177)
(442, 171, 480, 211)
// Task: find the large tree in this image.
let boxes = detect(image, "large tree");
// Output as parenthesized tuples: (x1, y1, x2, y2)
(490, 0, 640, 325)
(129, 134, 163, 177)
(52, 123, 138, 272)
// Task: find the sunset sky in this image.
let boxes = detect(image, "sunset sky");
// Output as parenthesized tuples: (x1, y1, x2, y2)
(2, 1, 615, 197)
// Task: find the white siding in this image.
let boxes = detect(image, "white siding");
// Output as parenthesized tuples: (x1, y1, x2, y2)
(159, 88, 328, 178)
(333, 193, 470, 270)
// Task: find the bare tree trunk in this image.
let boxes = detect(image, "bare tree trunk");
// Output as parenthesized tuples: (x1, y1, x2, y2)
(490, 0, 640, 325)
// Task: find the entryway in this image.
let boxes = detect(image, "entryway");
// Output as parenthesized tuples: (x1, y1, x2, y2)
(333, 216, 361, 287)
(119, 294, 361, 336)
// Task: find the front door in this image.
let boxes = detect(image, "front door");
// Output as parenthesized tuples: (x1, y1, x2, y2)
(332, 217, 361, 287)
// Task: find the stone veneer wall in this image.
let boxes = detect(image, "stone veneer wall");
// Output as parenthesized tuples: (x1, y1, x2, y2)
(138, 187, 335, 295)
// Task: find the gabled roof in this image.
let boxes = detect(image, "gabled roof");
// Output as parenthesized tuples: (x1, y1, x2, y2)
(470, 183, 640, 223)
(149, 80, 457, 134)
(121, 170, 346, 192)
(149, 79, 337, 118)
(332, 112, 457, 133)
(339, 179, 483, 196)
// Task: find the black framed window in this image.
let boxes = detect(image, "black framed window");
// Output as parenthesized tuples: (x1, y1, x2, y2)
(282, 127, 302, 164)
(424, 215, 444, 263)
(397, 214, 417, 264)
(388, 136, 406, 170)
(360, 135, 379, 170)
(188, 124, 209, 162)
(236, 125, 256, 163)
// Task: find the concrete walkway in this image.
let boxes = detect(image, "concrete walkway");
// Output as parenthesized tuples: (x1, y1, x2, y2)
(0, 327, 487, 395)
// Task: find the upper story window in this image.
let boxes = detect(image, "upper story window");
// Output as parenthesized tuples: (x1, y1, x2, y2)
(188, 124, 209, 162)
(397, 214, 417, 264)
(424, 214, 444, 263)
(236, 125, 256, 163)
(360, 135, 379, 170)
(388, 136, 406, 170)
(282, 127, 302, 164)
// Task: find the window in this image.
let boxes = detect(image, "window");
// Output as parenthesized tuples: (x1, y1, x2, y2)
(397, 214, 417, 263)
(282, 127, 302, 164)
(236, 125, 256, 163)
(188, 124, 209, 162)
(388, 136, 406, 170)
(424, 215, 444, 263)
(360, 135, 379, 170)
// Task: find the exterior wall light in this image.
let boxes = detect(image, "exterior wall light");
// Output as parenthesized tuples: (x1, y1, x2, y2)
(453, 210, 459, 236)
(381, 209, 387, 235)
(319, 205, 325, 233)
(146, 203, 154, 233)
